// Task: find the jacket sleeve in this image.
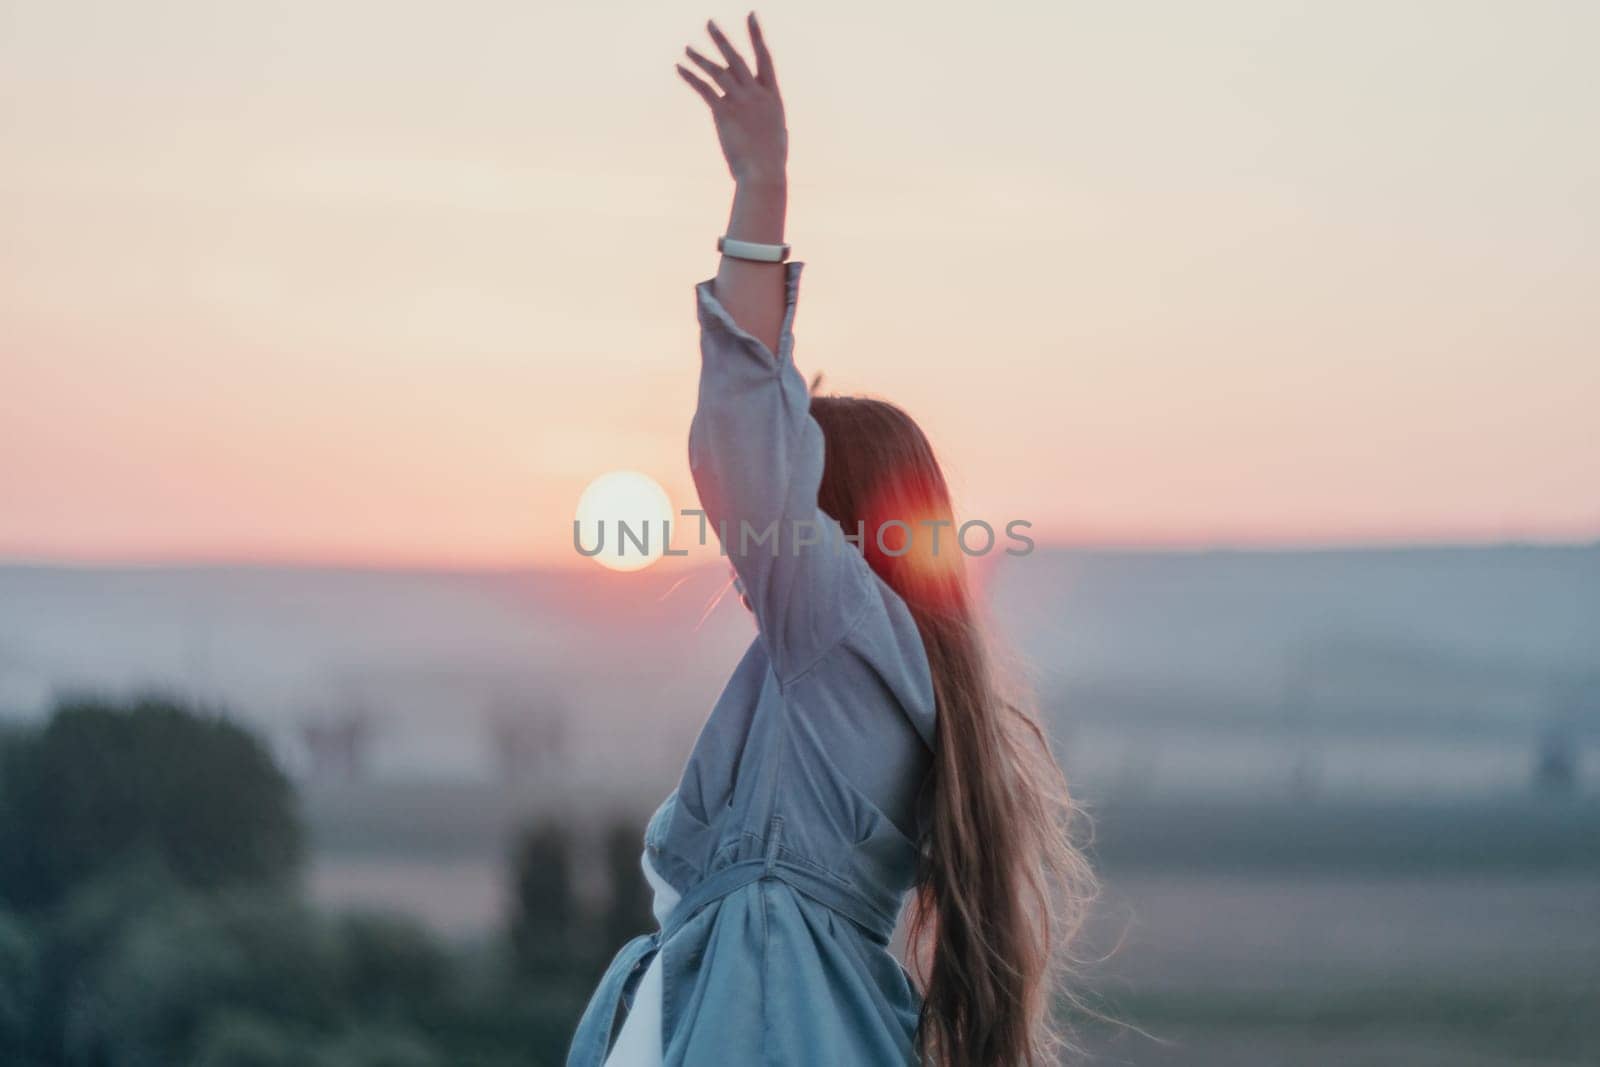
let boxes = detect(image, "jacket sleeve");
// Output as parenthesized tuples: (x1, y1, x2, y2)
(688, 261, 872, 683)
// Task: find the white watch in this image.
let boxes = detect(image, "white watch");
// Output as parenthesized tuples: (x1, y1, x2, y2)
(717, 235, 791, 262)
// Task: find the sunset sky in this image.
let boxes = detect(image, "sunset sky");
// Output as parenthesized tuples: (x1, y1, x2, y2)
(3, 0, 1596, 568)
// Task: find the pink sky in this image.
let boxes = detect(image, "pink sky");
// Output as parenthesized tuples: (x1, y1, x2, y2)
(3, 1, 1596, 568)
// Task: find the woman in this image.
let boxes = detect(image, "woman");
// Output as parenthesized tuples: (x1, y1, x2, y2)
(568, 15, 1094, 1066)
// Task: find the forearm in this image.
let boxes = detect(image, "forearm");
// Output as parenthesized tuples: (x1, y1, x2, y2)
(713, 174, 789, 356)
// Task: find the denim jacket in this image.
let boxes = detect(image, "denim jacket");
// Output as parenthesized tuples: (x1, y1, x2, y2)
(566, 262, 937, 1066)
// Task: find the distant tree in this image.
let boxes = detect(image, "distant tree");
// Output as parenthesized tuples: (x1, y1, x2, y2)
(506, 822, 580, 979)
(0, 695, 302, 913)
(600, 820, 653, 957)
(1533, 723, 1579, 795)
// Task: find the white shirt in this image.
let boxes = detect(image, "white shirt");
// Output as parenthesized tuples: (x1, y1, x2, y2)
(601, 849, 681, 1067)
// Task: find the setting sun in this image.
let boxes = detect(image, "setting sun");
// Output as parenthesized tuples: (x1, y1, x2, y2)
(573, 471, 676, 573)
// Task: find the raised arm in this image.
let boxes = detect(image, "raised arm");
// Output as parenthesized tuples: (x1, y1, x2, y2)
(676, 13, 789, 355)
(676, 16, 872, 680)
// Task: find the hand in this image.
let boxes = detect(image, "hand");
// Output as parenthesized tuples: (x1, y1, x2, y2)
(676, 13, 787, 185)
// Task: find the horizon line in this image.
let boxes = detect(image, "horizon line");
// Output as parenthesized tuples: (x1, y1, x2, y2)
(3, 531, 1596, 575)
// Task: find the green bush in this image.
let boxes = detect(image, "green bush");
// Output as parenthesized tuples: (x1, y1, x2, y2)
(0, 909, 38, 1056)
(335, 911, 451, 1019)
(56, 888, 460, 1066)
(192, 1012, 322, 1067)
(68, 890, 341, 1065)
(0, 695, 302, 913)
(0, 696, 650, 1065)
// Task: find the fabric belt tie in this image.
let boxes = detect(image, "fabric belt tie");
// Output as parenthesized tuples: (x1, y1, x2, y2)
(566, 857, 900, 1066)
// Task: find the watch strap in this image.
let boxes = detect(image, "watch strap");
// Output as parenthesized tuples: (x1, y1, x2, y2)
(717, 235, 791, 263)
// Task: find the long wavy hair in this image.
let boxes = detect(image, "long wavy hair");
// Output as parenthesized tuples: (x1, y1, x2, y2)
(810, 394, 1097, 1067)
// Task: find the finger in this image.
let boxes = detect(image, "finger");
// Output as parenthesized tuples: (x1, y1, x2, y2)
(747, 12, 778, 89)
(706, 19, 753, 83)
(685, 46, 737, 93)
(675, 64, 721, 107)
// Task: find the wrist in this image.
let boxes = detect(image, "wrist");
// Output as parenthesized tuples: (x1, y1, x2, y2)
(725, 168, 787, 245)
(732, 167, 787, 190)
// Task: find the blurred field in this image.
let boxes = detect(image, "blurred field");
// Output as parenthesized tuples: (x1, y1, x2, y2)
(4, 550, 1596, 1063)
(1079, 872, 1600, 1065)
(302, 783, 1600, 1065)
